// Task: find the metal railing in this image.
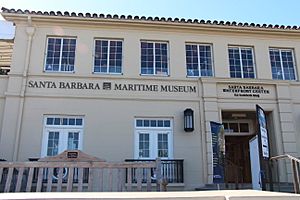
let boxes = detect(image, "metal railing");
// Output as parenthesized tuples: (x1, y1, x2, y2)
(125, 159, 184, 184)
(270, 154, 300, 194)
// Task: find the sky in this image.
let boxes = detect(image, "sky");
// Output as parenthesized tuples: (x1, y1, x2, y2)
(0, 0, 300, 38)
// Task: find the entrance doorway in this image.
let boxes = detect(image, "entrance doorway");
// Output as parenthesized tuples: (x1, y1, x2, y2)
(225, 135, 252, 183)
(222, 111, 257, 184)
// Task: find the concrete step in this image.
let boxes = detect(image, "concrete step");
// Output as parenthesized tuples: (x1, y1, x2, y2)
(270, 182, 295, 193)
(196, 182, 295, 193)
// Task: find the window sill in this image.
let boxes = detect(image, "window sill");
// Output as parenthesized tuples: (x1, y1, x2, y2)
(140, 74, 170, 77)
(43, 70, 75, 74)
(92, 72, 123, 75)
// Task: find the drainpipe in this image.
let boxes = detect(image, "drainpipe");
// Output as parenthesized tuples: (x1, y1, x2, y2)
(12, 16, 35, 161)
(198, 79, 208, 183)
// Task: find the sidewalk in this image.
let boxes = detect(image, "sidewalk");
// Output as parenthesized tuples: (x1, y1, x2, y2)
(0, 190, 299, 200)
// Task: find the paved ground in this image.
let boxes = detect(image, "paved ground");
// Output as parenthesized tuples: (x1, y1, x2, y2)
(0, 190, 299, 200)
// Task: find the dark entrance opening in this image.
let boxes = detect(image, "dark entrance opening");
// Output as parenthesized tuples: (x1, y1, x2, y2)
(225, 135, 252, 183)
(221, 111, 257, 185)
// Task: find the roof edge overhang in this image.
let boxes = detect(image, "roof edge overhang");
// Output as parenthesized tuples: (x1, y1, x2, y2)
(1, 7, 300, 37)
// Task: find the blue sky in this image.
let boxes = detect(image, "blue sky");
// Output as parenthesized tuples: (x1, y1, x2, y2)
(1, 0, 300, 25)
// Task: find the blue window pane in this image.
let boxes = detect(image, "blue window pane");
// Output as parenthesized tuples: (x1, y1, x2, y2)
(62, 118, 68, 125)
(144, 120, 150, 127)
(76, 118, 82, 126)
(110, 41, 116, 46)
(164, 120, 170, 127)
(116, 60, 122, 67)
(48, 38, 54, 44)
(100, 66, 107, 72)
(54, 118, 60, 125)
(101, 40, 108, 46)
(150, 120, 157, 127)
(158, 120, 164, 127)
(69, 118, 75, 125)
(116, 66, 122, 73)
(94, 67, 100, 72)
(47, 118, 54, 125)
(137, 120, 143, 127)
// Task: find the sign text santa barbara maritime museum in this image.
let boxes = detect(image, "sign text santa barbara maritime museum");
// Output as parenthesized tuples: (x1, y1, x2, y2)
(27, 80, 197, 93)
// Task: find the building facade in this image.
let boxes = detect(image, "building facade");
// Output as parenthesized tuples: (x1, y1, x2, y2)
(0, 7, 300, 190)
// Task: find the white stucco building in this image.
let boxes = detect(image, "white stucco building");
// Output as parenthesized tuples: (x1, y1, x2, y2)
(0, 7, 299, 190)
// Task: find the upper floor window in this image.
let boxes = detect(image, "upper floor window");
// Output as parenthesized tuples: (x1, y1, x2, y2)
(228, 46, 255, 78)
(186, 44, 213, 77)
(269, 48, 297, 80)
(45, 37, 76, 72)
(141, 41, 169, 76)
(94, 39, 122, 74)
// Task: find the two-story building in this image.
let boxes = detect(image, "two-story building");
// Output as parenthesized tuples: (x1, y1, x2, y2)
(0, 7, 299, 190)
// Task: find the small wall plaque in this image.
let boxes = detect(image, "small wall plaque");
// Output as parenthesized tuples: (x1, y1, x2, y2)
(67, 151, 78, 159)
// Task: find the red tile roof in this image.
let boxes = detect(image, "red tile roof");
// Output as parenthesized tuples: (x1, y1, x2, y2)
(1, 7, 299, 30)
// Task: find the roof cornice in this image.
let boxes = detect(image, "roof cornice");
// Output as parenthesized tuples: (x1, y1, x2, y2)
(2, 7, 300, 37)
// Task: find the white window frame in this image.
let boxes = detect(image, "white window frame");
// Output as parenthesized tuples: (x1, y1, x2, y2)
(41, 115, 84, 157)
(269, 48, 297, 80)
(140, 41, 170, 76)
(228, 46, 256, 79)
(186, 43, 214, 77)
(93, 39, 123, 74)
(134, 118, 173, 159)
(223, 119, 254, 136)
(44, 37, 76, 73)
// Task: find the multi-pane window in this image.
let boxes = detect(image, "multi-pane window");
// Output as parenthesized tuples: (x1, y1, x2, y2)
(135, 118, 172, 159)
(228, 46, 255, 78)
(42, 116, 84, 157)
(136, 119, 171, 128)
(68, 132, 80, 150)
(269, 48, 296, 80)
(223, 122, 249, 133)
(45, 37, 76, 72)
(46, 116, 83, 126)
(222, 120, 254, 136)
(158, 133, 168, 157)
(141, 41, 169, 75)
(186, 44, 213, 77)
(47, 132, 59, 156)
(139, 134, 150, 158)
(94, 39, 122, 74)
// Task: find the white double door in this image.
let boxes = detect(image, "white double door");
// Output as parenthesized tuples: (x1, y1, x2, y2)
(41, 128, 83, 157)
(135, 130, 172, 159)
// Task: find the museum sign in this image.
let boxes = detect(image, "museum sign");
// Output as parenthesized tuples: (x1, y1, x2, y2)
(221, 84, 270, 98)
(27, 80, 197, 93)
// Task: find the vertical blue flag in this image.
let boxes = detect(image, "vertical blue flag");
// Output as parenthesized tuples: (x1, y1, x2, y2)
(210, 121, 225, 184)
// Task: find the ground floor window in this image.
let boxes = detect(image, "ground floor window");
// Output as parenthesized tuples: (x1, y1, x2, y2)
(134, 118, 173, 159)
(41, 116, 84, 157)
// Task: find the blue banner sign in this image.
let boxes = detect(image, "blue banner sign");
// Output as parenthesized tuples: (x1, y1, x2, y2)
(210, 121, 225, 184)
(256, 105, 269, 159)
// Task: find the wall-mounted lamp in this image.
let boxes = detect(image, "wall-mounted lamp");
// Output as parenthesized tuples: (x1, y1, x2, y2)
(184, 108, 194, 132)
